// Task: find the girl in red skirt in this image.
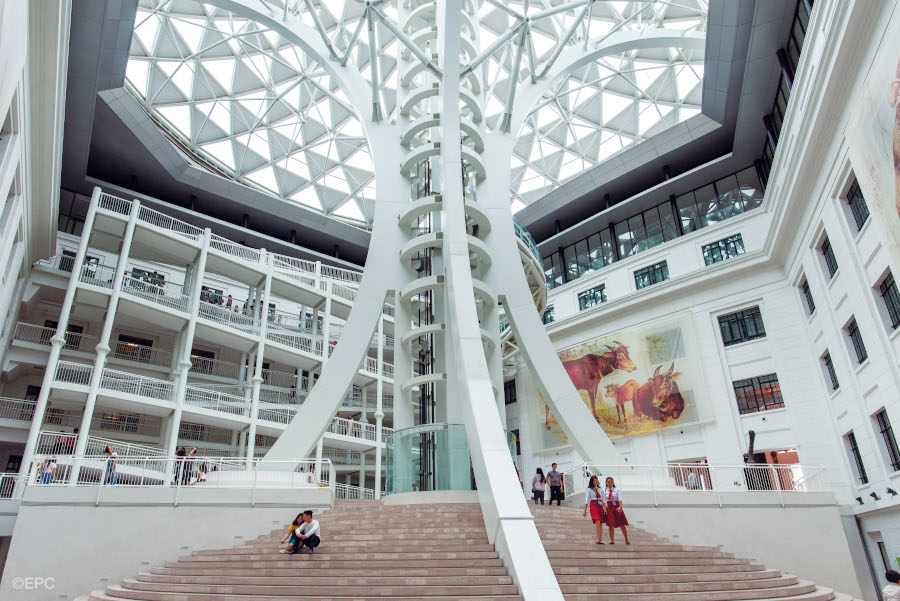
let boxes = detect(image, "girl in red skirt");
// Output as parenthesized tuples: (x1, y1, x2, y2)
(582, 475, 607, 544)
(603, 476, 630, 545)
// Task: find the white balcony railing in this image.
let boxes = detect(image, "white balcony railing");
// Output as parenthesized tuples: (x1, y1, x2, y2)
(13, 322, 98, 352)
(184, 386, 250, 417)
(35, 253, 76, 274)
(327, 417, 377, 441)
(92, 412, 162, 437)
(209, 234, 263, 263)
(335, 482, 376, 499)
(0, 473, 16, 499)
(37, 430, 165, 459)
(266, 328, 317, 354)
(112, 340, 171, 367)
(79, 263, 117, 289)
(198, 299, 259, 334)
(137, 204, 203, 241)
(98, 192, 132, 215)
(262, 368, 299, 389)
(100, 368, 175, 402)
(189, 355, 241, 379)
(0, 397, 36, 422)
(121, 274, 191, 313)
(54, 361, 93, 386)
(257, 403, 298, 425)
(321, 264, 362, 286)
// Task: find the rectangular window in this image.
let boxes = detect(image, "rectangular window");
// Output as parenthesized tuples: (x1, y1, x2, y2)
(847, 318, 868, 364)
(846, 180, 870, 230)
(703, 234, 746, 265)
(801, 278, 816, 314)
(732, 373, 784, 414)
(718, 306, 766, 346)
(875, 409, 900, 471)
(578, 284, 607, 310)
(676, 192, 700, 234)
(542, 306, 555, 324)
(845, 431, 868, 485)
(634, 261, 669, 290)
(503, 380, 517, 406)
(822, 352, 839, 391)
(880, 273, 900, 330)
(821, 237, 838, 278)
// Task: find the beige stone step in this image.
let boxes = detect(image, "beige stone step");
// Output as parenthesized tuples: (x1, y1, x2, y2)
(559, 582, 834, 601)
(119, 578, 521, 596)
(135, 573, 515, 586)
(91, 585, 523, 601)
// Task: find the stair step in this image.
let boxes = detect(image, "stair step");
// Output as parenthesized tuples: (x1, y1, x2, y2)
(560, 582, 834, 601)
(136, 573, 515, 586)
(93, 585, 523, 601)
(120, 578, 521, 596)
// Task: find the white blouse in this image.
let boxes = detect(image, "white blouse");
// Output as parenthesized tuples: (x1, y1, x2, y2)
(601, 486, 621, 503)
(584, 486, 603, 504)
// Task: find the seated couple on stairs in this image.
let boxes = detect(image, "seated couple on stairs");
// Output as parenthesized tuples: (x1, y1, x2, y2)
(279, 510, 321, 555)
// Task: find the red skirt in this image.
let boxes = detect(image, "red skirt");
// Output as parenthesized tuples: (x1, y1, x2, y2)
(606, 500, 629, 527)
(589, 500, 606, 523)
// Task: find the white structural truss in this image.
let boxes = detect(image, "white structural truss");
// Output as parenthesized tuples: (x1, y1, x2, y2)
(125, 0, 708, 598)
(127, 0, 707, 221)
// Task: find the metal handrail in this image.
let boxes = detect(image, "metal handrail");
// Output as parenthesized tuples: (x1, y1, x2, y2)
(121, 274, 191, 312)
(209, 234, 262, 263)
(112, 340, 171, 367)
(13, 322, 99, 352)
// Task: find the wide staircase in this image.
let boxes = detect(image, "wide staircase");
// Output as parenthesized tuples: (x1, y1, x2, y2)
(78, 501, 851, 601)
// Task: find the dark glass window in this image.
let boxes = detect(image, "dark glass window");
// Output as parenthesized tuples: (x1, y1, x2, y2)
(732, 374, 784, 414)
(578, 284, 607, 310)
(718, 306, 766, 346)
(880, 273, 900, 329)
(676, 192, 700, 234)
(875, 409, 900, 471)
(734, 167, 764, 213)
(587, 233, 604, 272)
(822, 352, 839, 391)
(542, 306, 555, 324)
(847, 318, 868, 364)
(801, 278, 816, 314)
(821, 237, 838, 278)
(634, 261, 669, 290)
(503, 380, 517, 406)
(703, 234, 745, 265)
(564, 245, 578, 282)
(845, 431, 868, 484)
(846, 180, 870, 231)
(575, 239, 590, 278)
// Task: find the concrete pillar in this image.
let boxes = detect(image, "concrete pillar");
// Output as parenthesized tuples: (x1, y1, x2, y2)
(246, 253, 272, 462)
(165, 228, 212, 477)
(18, 186, 101, 487)
(237, 428, 247, 458)
(322, 281, 333, 365)
(314, 437, 323, 482)
(375, 314, 385, 498)
(71, 198, 141, 483)
(359, 449, 366, 492)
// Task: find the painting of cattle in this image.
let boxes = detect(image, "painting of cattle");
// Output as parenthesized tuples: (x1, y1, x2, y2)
(535, 313, 709, 447)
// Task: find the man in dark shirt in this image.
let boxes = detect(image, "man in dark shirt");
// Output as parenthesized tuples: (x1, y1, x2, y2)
(546, 463, 564, 506)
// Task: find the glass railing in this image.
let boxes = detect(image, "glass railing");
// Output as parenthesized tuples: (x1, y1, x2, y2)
(512, 216, 541, 264)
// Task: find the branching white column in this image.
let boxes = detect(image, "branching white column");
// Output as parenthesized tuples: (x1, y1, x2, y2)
(246, 252, 272, 462)
(18, 186, 101, 487)
(165, 228, 211, 472)
(374, 313, 384, 498)
(71, 198, 141, 483)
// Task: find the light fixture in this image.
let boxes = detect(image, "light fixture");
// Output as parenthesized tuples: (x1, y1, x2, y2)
(870, 492, 881, 501)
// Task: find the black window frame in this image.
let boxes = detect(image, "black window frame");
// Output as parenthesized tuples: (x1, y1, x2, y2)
(846, 318, 868, 364)
(703, 234, 746, 266)
(634, 261, 669, 290)
(717, 306, 766, 347)
(800, 278, 816, 315)
(503, 380, 518, 406)
(820, 236, 838, 278)
(846, 179, 870, 231)
(879, 273, 900, 330)
(542, 305, 555, 324)
(845, 431, 868, 485)
(875, 409, 900, 472)
(577, 284, 607, 310)
(822, 351, 839, 391)
(732, 373, 785, 415)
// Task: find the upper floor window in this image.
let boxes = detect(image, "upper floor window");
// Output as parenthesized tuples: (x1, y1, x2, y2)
(718, 306, 766, 346)
(634, 261, 669, 290)
(874, 409, 900, 472)
(703, 234, 746, 266)
(578, 284, 606, 310)
(820, 236, 838, 278)
(846, 318, 868, 364)
(845, 430, 869, 485)
(800, 277, 816, 315)
(822, 351, 839, 391)
(879, 272, 900, 330)
(733, 373, 784, 415)
(542, 306, 555, 324)
(846, 179, 870, 231)
(503, 380, 518, 406)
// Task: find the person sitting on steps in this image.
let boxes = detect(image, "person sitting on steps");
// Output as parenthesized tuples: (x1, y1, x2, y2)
(279, 513, 305, 553)
(288, 510, 321, 555)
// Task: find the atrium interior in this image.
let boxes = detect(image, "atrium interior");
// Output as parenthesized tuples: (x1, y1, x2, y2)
(0, 0, 899, 600)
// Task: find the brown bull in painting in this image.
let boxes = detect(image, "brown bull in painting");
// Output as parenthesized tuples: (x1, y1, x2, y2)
(633, 364, 685, 422)
(604, 380, 640, 424)
(548, 342, 637, 426)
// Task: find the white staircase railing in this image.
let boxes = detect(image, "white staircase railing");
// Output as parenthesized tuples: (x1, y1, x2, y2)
(189, 355, 241, 379)
(210, 234, 263, 263)
(198, 299, 260, 334)
(335, 482, 376, 499)
(184, 386, 249, 416)
(100, 367, 175, 402)
(121, 274, 191, 312)
(137, 204, 203, 241)
(112, 340, 171, 367)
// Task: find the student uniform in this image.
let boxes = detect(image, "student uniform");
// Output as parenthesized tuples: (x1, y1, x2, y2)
(584, 486, 606, 523)
(602, 486, 629, 527)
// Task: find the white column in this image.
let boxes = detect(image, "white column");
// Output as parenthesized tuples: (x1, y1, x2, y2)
(246, 252, 272, 462)
(18, 187, 101, 486)
(314, 437, 323, 479)
(359, 448, 366, 492)
(375, 313, 385, 498)
(71, 198, 141, 483)
(165, 228, 211, 473)
(237, 428, 247, 458)
(321, 281, 333, 365)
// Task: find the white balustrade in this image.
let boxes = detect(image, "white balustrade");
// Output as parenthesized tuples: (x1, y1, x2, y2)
(79, 263, 117, 289)
(271, 254, 317, 286)
(327, 417, 378, 441)
(0, 473, 17, 499)
(198, 299, 260, 334)
(98, 192, 133, 215)
(13, 322, 98, 352)
(137, 205, 203, 241)
(121, 274, 191, 312)
(92, 412, 162, 437)
(335, 482, 376, 499)
(320, 264, 362, 285)
(100, 368, 175, 402)
(35, 253, 76, 273)
(331, 282, 358, 303)
(179, 422, 234, 445)
(0, 397, 36, 422)
(266, 328, 317, 354)
(184, 386, 250, 416)
(261, 368, 299, 389)
(382, 361, 394, 379)
(209, 234, 263, 263)
(54, 361, 94, 386)
(113, 340, 171, 367)
(257, 403, 298, 425)
(189, 355, 241, 379)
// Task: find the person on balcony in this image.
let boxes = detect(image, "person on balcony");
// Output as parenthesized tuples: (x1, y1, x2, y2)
(531, 468, 546, 505)
(66, 428, 79, 456)
(103, 446, 117, 485)
(546, 463, 564, 506)
(602, 477, 630, 545)
(181, 447, 197, 485)
(583, 475, 607, 544)
(40, 457, 57, 484)
(279, 513, 305, 553)
(884, 570, 900, 601)
(288, 510, 321, 555)
(226, 295, 233, 308)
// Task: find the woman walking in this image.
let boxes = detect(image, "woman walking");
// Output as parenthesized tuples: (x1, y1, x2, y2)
(531, 468, 547, 505)
(582, 475, 606, 544)
(603, 477, 630, 544)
